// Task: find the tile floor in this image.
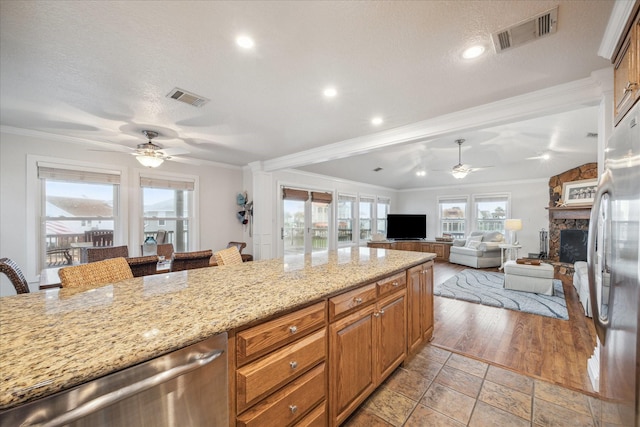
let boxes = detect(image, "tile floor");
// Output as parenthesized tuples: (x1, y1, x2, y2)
(343, 344, 627, 427)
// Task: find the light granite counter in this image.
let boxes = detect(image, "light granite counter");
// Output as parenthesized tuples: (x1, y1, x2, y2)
(0, 247, 434, 410)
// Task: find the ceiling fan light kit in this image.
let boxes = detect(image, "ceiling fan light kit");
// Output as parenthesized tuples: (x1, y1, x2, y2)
(136, 130, 167, 168)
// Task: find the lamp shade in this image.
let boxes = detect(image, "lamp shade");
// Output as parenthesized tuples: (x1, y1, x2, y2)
(504, 219, 522, 231)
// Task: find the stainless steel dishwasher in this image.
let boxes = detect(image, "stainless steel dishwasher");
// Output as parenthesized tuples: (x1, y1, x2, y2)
(0, 332, 228, 427)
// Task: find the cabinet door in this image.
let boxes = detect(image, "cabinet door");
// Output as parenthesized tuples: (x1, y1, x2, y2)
(329, 305, 375, 426)
(406, 264, 424, 354)
(614, 13, 640, 125)
(396, 242, 417, 251)
(421, 262, 434, 341)
(375, 291, 406, 382)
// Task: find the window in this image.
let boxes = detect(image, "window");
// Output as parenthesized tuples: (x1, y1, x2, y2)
(473, 194, 509, 233)
(359, 196, 375, 241)
(39, 164, 120, 269)
(376, 197, 390, 236)
(141, 176, 195, 252)
(337, 194, 356, 245)
(439, 197, 467, 239)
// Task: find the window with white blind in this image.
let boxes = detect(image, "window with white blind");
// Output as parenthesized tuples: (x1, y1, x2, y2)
(473, 194, 510, 233)
(38, 164, 121, 269)
(337, 194, 356, 245)
(359, 196, 375, 241)
(376, 197, 390, 237)
(141, 175, 195, 252)
(438, 197, 468, 239)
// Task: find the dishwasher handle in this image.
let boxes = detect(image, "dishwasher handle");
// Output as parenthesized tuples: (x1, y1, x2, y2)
(31, 349, 224, 427)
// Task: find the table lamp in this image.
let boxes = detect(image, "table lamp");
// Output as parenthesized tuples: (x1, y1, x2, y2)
(504, 219, 522, 245)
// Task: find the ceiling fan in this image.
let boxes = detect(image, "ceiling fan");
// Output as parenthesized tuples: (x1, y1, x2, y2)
(135, 130, 171, 168)
(451, 139, 472, 179)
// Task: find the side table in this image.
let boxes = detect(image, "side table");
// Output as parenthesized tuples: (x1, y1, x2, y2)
(499, 243, 522, 270)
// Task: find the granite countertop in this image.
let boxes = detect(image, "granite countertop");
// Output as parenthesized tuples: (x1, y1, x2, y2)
(0, 247, 434, 410)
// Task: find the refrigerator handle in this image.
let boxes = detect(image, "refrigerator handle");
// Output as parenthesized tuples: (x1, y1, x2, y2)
(587, 170, 612, 344)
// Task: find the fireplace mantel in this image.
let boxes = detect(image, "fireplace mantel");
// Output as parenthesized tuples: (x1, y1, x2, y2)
(547, 206, 592, 220)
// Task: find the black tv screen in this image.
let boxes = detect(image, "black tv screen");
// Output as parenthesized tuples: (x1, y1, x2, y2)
(386, 214, 427, 240)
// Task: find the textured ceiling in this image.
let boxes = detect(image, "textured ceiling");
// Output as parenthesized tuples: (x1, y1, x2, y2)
(0, 1, 613, 188)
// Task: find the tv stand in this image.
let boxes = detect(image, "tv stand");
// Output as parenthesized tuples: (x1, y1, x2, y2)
(367, 239, 452, 262)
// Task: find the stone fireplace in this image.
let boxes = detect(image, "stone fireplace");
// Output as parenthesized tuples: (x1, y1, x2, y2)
(547, 163, 597, 278)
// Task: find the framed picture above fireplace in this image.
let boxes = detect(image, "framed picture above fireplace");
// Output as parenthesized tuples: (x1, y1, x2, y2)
(562, 178, 598, 206)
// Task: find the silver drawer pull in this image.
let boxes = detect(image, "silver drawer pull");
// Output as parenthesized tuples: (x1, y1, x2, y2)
(289, 405, 298, 414)
(290, 361, 298, 369)
(379, 309, 385, 316)
(289, 325, 297, 334)
(354, 297, 363, 304)
(392, 281, 399, 286)
(373, 312, 381, 317)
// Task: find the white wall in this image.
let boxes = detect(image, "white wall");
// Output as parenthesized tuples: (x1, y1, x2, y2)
(0, 130, 244, 296)
(396, 179, 549, 258)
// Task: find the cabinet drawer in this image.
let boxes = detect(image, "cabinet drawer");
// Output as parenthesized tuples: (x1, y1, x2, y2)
(237, 301, 326, 366)
(377, 272, 406, 297)
(295, 401, 326, 427)
(329, 283, 377, 321)
(237, 328, 326, 412)
(237, 364, 326, 427)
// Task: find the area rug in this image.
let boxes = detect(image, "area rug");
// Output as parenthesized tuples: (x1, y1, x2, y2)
(435, 269, 568, 320)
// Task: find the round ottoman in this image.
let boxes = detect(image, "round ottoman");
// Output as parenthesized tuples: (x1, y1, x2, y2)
(503, 260, 555, 295)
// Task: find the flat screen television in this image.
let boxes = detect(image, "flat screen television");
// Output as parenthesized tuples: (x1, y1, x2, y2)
(386, 214, 427, 240)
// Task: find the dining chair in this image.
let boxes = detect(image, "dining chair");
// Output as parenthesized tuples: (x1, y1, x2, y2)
(86, 245, 129, 263)
(58, 257, 133, 288)
(170, 250, 213, 272)
(214, 246, 243, 266)
(155, 229, 168, 244)
(0, 257, 30, 294)
(126, 255, 159, 278)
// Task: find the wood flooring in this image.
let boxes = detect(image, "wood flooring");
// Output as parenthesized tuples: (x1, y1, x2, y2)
(430, 261, 598, 395)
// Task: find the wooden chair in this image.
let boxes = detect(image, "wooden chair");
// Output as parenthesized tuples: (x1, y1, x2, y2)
(214, 246, 243, 266)
(170, 250, 213, 272)
(58, 257, 133, 288)
(86, 245, 129, 263)
(85, 230, 114, 247)
(126, 255, 159, 278)
(155, 229, 168, 244)
(0, 257, 30, 294)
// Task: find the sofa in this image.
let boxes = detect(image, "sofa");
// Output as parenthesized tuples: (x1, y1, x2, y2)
(449, 231, 504, 268)
(573, 261, 592, 317)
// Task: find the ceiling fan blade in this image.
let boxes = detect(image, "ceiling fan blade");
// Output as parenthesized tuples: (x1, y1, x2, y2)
(167, 156, 202, 166)
(160, 147, 190, 156)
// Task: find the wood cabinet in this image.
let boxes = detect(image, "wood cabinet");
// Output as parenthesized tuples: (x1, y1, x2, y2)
(234, 302, 328, 426)
(328, 274, 407, 426)
(367, 240, 451, 261)
(614, 9, 640, 125)
(407, 261, 434, 354)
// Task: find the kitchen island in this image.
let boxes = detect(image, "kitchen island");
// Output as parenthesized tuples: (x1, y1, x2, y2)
(0, 247, 435, 425)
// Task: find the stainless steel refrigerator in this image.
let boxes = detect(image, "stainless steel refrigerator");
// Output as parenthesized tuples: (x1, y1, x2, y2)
(588, 101, 640, 426)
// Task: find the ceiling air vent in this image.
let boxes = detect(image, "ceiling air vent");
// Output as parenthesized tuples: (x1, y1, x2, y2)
(492, 6, 558, 53)
(166, 87, 210, 107)
(373, 167, 383, 172)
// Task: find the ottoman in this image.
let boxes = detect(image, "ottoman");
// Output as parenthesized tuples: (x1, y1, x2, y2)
(503, 260, 555, 295)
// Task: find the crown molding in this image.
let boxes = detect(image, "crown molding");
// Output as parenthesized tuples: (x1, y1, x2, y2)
(396, 178, 548, 193)
(598, 0, 637, 60)
(262, 74, 607, 172)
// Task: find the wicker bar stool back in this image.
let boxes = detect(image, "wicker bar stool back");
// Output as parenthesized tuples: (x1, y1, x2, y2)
(170, 250, 213, 272)
(59, 257, 133, 288)
(126, 255, 159, 278)
(85, 245, 129, 263)
(214, 246, 243, 266)
(0, 258, 30, 294)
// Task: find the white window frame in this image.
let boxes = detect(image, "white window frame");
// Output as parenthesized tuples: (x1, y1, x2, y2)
(337, 193, 356, 247)
(376, 197, 391, 237)
(438, 196, 469, 239)
(26, 155, 128, 280)
(471, 193, 511, 234)
(136, 170, 199, 255)
(358, 194, 376, 245)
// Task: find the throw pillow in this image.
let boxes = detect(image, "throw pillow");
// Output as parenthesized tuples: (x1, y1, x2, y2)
(465, 234, 482, 248)
(484, 231, 504, 242)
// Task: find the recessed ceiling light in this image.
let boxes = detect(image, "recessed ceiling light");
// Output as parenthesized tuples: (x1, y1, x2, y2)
(236, 35, 255, 49)
(462, 45, 485, 59)
(371, 117, 383, 126)
(541, 153, 551, 160)
(323, 87, 337, 98)
(415, 169, 426, 177)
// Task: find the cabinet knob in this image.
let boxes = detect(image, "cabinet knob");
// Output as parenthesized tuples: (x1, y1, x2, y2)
(354, 297, 363, 304)
(290, 361, 298, 369)
(624, 81, 638, 95)
(379, 309, 385, 316)
(392, 281, 398, 286)
(289, 325, 298, 334)
(289, 405, 298, 414)
(374, 312, 381, 317)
